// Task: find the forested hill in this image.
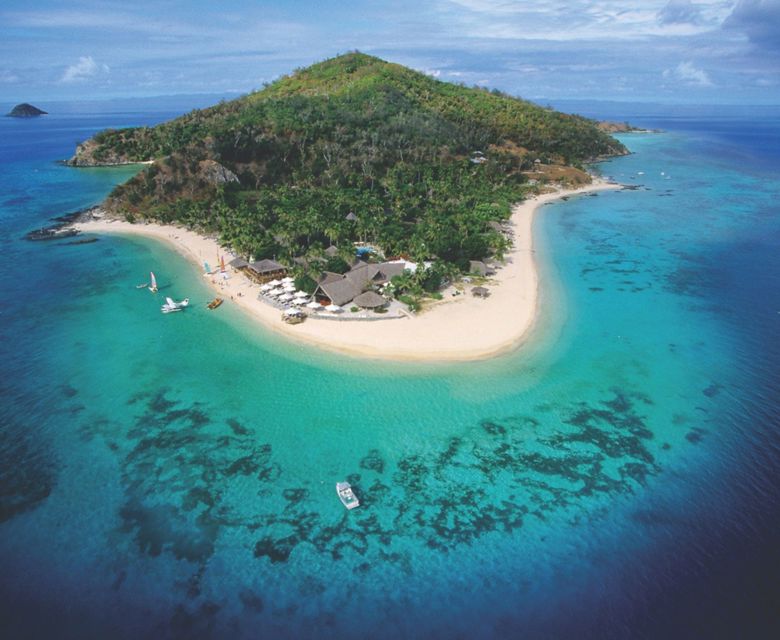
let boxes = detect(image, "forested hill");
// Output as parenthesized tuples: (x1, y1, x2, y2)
(69, 52, 626, 270)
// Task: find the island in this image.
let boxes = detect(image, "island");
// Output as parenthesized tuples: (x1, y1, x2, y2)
(6, 103, 47, 117)
(68, 52, 626, 360)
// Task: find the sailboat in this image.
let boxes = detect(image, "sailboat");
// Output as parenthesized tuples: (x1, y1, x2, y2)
(203, 261, 211, 276)
(148, 272, 158, 293)
(220, 255, 226, 273)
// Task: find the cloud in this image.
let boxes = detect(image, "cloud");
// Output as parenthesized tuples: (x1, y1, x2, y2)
(440, 0, 731, 40)
(61, 56, 110, 83)
(0, 70, 19, 83)
(724, 0, 780, 50)
(663, 60, 714, 85)
(657, 0, 705, 25)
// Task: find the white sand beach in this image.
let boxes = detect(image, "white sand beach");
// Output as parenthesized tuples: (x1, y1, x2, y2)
(74, 179, 619, 361)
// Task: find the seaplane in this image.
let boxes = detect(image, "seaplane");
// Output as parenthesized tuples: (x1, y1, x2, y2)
(161, 297, 189, 314)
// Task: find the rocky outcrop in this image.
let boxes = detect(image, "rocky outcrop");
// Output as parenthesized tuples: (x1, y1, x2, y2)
(7, 103, 47, 117)
(200, 159, 239, 185)
(67, 139, 148, 167)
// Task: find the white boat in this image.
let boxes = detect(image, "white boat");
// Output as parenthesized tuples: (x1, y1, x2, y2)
(161, 297, 189, 313)
(336, 482, 359, 510)
(149, 271, 158, 293)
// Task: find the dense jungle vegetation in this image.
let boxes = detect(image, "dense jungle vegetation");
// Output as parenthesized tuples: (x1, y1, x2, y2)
(71, 52, 626, 274)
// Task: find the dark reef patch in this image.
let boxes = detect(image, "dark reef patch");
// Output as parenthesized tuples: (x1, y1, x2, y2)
(239, 589, 264, 613)
(99, 385, 664, 610)
(0, 424, 56, 524)
(359, 449, 385, 474)
(703, 383, 722, 397)
(686, 427, 707, 444)
(227, 418, 251, 436)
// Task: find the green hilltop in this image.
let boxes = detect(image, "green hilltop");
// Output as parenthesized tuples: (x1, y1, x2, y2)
(70, 52, 626, 280)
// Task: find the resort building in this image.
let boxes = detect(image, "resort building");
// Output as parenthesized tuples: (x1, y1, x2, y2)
(246, 259, 287, 283)
(312, 261, 409, 307)
(228, 257, 249, 270)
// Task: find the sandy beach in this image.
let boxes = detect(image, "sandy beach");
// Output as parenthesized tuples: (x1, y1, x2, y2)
(74, 179, 619, 361)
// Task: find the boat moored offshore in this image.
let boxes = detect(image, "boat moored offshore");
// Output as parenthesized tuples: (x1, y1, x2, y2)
(336, 482, 360, 510)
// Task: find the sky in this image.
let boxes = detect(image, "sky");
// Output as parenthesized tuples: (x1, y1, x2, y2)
(1, 0, 779, 105)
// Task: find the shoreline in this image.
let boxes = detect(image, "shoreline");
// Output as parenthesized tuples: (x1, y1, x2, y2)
(73, 179, 620, 362)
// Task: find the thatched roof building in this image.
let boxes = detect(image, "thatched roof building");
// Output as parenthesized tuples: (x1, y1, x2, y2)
(353, 291, 388, 308)
(228, 257, 249, 269)
(246, 258, 286, 282)
(248, 258, 285, 274)
(315, 278, 363, 307)
(311, 261, 411, 307)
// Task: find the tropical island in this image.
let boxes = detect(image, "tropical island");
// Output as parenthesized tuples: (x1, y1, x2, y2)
(6, 103, 47, 117)
(69, 52, 626, 360)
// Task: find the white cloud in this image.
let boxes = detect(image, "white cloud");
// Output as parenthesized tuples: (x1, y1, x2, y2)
(440, 0, 734, 40)
(61, 56, 110, 83)
(0, 70, 19, 83)
(663, 60, 714, 85)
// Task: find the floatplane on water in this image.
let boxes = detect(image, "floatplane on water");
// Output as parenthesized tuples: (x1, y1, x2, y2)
(161, 297, 189, 314)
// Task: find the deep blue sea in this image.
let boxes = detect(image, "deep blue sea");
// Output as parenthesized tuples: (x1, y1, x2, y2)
(1, 100, 779, 639)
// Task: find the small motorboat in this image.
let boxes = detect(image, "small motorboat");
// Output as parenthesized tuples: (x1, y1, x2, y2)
(336, 482, 359, 510)
(207, 297, 223, 310)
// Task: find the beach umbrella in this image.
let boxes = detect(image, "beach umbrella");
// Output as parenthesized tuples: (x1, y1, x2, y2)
(268, 279, 282, 286)
(260, 284, 272, 292)
(281, 276, 295, 283)
(294, 290, 308, 298)
(283, 308, 301, 316)
(306, 301, 322, 310)
(278, 293, 293, 302)
(269, 288, 284, 297)
(283, 284, 296, 292)
(325, 304, 342, 313)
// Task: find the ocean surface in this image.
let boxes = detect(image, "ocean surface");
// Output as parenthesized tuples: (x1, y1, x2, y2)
(1, 101, 778, 639)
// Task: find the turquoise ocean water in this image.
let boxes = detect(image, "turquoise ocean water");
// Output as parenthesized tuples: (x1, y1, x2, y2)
(1, 103, 779, 638)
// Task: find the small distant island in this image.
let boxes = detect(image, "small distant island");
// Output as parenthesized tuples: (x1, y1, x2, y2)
(66, 52, 627, 360)
(6, 103, 47, 117)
